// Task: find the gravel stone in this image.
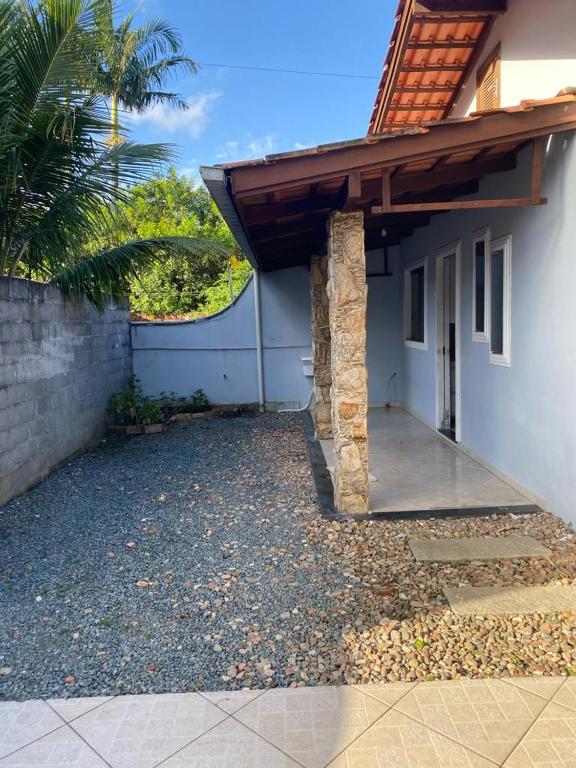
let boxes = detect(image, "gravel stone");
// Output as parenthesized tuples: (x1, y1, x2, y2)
(1, 413, 576, 701)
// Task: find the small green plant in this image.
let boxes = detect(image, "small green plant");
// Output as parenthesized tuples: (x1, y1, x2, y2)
(109, 379, 164, 426)
(157, 389, 211, 416)
(414, 637, 427, 650)
(191, 389, 210, 412)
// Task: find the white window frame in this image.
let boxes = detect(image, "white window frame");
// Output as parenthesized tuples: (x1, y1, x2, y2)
(488, 234, 512, 367)
(472, 226, 490, 343)
(404, 258, 428, 350)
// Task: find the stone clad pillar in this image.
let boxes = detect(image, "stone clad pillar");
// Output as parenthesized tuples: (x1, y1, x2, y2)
(326, 211, 369, 515)
(310, 254, 332, 439)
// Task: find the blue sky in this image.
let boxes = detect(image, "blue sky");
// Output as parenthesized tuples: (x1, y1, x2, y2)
(126, 0, 393, 176)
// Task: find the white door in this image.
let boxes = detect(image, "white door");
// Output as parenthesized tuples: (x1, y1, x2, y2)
(436, 243, 461, 441)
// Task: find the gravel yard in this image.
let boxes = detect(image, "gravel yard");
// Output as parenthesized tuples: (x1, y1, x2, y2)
(1, 412, 576, 702)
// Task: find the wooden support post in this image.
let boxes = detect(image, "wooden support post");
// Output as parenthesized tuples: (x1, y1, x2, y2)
(381, 169, 391, 213)
(531, 137, 543, 202)
(342, 171, 362, 211)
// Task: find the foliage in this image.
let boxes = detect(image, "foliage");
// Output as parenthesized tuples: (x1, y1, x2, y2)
(158, 388, 211, 415)
(199, 254, 253, 317)
(0, 0, 224, 309)
(93, 169, 239, 317)
(108, 379, 164, 425)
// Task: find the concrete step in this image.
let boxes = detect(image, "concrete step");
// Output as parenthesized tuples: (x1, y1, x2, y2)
(409, 535, 550, 562)
(444, 585, 576, 615)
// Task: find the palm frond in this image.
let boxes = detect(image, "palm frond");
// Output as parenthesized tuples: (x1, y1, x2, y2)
(52, 237, 229, 310)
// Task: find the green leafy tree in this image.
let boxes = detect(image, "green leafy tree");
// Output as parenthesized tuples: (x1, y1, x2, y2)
(93, 168, 249, 317)
(0, 0, 224, 309)
(200, 256, 253, 317)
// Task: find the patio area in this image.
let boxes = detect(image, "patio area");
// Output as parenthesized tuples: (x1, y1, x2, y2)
(3, 677, 576, 767)
(320, 408, 533, 515)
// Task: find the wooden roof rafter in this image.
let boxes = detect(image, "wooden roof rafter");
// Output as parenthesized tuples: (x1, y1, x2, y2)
(201, 96, 576, 272)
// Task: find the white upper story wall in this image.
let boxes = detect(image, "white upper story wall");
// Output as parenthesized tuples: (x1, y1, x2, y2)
(452, 0, 576, 117)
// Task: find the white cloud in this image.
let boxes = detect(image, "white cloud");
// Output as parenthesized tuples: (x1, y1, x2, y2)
(215, 133, 276, 163)
(294, 142, 308, 150)
(129, 92, 221, 139)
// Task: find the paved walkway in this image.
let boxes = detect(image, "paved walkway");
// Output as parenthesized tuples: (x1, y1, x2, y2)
(2, 677, 575, 767)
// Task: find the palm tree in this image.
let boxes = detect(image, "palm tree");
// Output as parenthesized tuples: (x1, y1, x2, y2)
(93, 0, 197, 147)
(0, 0, 225, 309)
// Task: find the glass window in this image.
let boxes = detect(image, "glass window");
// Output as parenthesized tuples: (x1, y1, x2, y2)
(474, 240, 486, 334)
(405, 262, 426, 347)
(489, 235, 511, 366)
(490, 247, 504, 356)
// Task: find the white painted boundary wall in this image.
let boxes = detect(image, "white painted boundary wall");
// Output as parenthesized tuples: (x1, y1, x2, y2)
(132, 267, 313, 409)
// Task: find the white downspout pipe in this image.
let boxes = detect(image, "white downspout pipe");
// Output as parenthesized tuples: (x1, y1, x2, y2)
(253, 269, 265, 411)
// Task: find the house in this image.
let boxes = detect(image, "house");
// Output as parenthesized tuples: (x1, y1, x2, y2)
(135, 0, 576, 524)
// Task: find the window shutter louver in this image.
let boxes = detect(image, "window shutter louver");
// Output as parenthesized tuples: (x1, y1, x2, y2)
(477, 44, 501, 112)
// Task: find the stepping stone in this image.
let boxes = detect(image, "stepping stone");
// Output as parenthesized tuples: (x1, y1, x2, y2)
(409, 535, 550, 562)
(445, 585, 576, 615)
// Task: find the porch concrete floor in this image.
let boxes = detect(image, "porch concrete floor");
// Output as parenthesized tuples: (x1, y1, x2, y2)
(320, 408, 531, 513)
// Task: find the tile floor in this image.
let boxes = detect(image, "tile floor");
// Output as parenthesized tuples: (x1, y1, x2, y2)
(320, 408, 531, 513)
(2, 677, 575, 767)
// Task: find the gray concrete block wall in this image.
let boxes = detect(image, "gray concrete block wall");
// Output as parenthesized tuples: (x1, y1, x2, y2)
(0, 277, 132, 505)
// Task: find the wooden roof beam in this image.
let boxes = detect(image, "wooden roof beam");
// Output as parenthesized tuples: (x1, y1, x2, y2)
(359, 152, 516, 201)
(372, 139, 544, 214)
(231, 100, 576, 196)
(243, 194, 340, 225)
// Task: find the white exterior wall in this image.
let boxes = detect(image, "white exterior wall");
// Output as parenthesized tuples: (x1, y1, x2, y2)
(132, 267, 313, 409)
(453, 0, 576, 117)
(399, 132, 576, 525)
(132, 252, 404, 410)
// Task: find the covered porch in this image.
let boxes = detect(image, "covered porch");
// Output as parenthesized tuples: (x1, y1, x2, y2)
(202, 95, 576, 516)
(320, 407, 532, 515)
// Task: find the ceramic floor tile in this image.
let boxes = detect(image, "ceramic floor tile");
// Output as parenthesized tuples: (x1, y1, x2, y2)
(199, 689, 264, 715)
(353, 683, 417, 708)
(395, 678, 548, 763)
(504, 701, 576, 767)
(0, 701, 64, 759)
(503, 677, 566, 702)
(328, 709, 496, 768)
(161, 717, 301, 767)
(71, 692, 227, 768)
(46, 697, 114, 723)
(551, 679, 576, 713)
(0, 724, 107, 767)
(235, 685, 387, 768)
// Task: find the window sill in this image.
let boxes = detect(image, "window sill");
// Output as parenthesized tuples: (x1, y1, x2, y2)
(405, 339, 427, 351)
(489, 353, 511, 367)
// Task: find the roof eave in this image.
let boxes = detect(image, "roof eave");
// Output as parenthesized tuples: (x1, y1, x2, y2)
(199, 166, 261, 270)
